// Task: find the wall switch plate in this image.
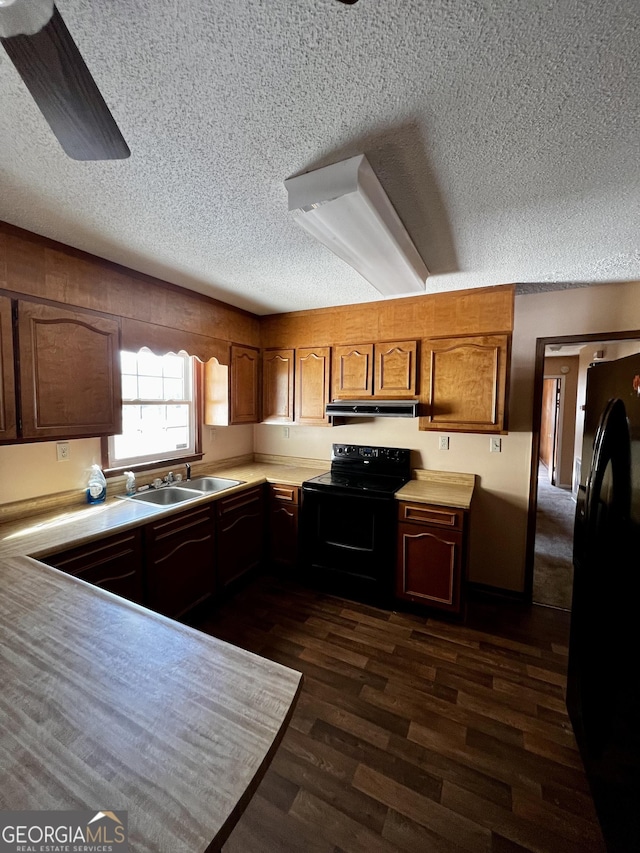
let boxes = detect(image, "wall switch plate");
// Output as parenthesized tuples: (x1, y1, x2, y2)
(56, 442, 70, 461)
(439, 435, 449, 451)
(283, 427, 290, 438)
(490, 437, 502, 453)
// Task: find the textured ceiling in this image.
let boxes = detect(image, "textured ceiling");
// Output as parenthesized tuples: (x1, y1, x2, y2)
(1, 0, 639, 315)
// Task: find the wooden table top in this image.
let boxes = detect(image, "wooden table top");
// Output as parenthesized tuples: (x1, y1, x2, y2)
(0, 555, 302, 852)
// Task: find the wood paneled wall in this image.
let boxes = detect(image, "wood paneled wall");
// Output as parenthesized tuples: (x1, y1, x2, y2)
(0, 222, 260, 348)
(260, 285, 515, 349)
(1, 222, 514, 355)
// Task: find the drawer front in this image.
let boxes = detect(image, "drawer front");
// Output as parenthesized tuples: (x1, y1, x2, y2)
(270, 483, 299, 505)
(45, 530, 141, 575)
(216, 485, 264, 517)
(147, 505, 213, 542)
(398, 502, 464, 530)
(44, 530, 144, 604)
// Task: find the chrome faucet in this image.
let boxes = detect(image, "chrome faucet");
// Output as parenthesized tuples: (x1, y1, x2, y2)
(185, 463, 191, 481)
(165, 471, 175, 483)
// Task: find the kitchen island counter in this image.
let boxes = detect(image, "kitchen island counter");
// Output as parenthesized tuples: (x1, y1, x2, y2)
(0, 554, 302, 852)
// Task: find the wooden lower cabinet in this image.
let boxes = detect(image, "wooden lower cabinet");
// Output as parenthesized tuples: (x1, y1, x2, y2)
(268, 484, 299, 568)
(395, 502, 467, 615)
(216, 485, 265, 588)
(43, 529, 145, 605)
(145, 505, 215, 619)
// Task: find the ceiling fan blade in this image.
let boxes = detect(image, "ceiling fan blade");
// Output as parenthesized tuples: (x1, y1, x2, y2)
(0, 5, 130, 161)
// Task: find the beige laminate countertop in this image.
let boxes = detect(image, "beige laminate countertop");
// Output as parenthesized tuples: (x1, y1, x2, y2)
(395, 469, 476, 510)
(0, 462, 475, 563)
(0, 461, 327, 562)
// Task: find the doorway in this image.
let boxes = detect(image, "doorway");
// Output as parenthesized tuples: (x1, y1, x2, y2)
(526, 331, 640, 609)
(540, 376, 562, 485)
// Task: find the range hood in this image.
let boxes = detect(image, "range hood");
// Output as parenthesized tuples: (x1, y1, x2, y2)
(325, 399, 419, 418)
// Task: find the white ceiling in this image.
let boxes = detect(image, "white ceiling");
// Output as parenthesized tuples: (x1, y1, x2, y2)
(1, 0, 639, 316)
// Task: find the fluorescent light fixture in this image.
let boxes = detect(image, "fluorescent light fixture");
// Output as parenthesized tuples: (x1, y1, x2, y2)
(285, 154, 429, 296)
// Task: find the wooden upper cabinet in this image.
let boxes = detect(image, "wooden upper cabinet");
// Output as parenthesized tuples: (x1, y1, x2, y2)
(374, 340, 418, 397)
(230, 344, 260, 424)
(333, 344, 374, 399)
(420, 334, 510, 433)
(262, 348, 294, 423)
(17, 300, 122, 440)
(295, 346, 331, 425)
(0, 295, 17, 441)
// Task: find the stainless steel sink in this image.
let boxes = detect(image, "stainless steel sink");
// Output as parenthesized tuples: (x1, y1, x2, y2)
(185, 477, 244, 493)
(126, 486, 202, 505)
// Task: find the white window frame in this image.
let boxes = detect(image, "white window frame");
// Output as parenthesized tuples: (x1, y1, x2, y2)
(106, 349, 199, 470)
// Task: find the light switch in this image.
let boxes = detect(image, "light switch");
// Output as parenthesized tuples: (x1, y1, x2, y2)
(490, 437, 502, 453)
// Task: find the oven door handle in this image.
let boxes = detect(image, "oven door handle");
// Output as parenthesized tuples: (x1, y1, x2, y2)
(301, 484, 393, 503)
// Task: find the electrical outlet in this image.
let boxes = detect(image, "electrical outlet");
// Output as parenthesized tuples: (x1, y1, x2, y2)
(209, 428, 216, 440)
(56, 442, 70, 461)
(490, 437, 502, 453)
(283, 427, 290, 438)
(438, 435, 449, 451)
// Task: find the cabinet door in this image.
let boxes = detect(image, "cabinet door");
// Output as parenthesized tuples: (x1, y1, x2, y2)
(374, 340, 418, 397)
(0, 295, 17, 441)
(17, 300, 122, 440)
(262, 348, 294, 423)
(295, 346, 331, 425)
(396, 522, 463, 614)
(332, 344, 373, 399)
(230, 345, 260, 424)
(420, 334, 510, 433)
(216, 485, 264, 588)
(145, 505, 215, 618)
(268, 484, 299, 568)
(43, 530, 145, 605)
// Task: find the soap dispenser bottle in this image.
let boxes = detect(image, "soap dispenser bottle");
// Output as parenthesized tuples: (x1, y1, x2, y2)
(86, 464, 107, 504)
(124, 470, 136, 496)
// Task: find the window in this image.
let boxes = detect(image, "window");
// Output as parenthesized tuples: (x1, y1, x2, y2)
(106, 349, 199, 469)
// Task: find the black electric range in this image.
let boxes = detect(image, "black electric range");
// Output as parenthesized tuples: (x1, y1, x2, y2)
(301, 444, 411, 603)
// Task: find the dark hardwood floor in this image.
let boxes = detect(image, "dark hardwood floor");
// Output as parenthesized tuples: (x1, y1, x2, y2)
(197, 576, 605, 853)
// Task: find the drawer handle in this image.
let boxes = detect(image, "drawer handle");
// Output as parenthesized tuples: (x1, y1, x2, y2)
(403, 506, 458, 526)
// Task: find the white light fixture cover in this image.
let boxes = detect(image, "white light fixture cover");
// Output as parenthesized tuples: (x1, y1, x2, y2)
(285, 154, 429, 296)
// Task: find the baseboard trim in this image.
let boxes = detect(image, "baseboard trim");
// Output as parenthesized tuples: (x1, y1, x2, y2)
(467, 582, 527, 604)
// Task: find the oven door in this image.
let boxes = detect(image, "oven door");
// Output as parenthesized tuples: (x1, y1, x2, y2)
(301, 485, 396, 602)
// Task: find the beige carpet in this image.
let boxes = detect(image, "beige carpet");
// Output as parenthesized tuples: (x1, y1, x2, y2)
(532, 464, 575, 610)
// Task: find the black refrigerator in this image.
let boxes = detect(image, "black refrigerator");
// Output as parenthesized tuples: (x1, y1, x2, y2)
(568, 352, 640, 852)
